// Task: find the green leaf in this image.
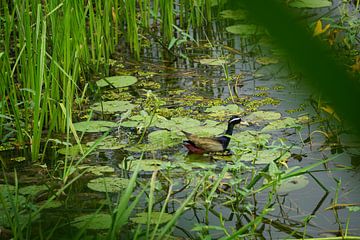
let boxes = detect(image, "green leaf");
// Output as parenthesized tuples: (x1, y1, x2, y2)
(289, 0, 332, 8)
(90, 100, 135, 114)
(198, 58, 227, 66)
(79, 165, 115, 176)
(87, 177, 130, 192)
(219, 9, 247, 20)
(226, 24, 263, 35)
(58, 144, 88, 156)
(238, 149, 291, 164)
(73, 213, 112, 230)
(261, 117, 299, 132)
(73, 121, 118, 133)
(277, 175, 309, 193)
(96, 75, 138, 88)
(244, 111, 281, 123)
(205, 104, 244, 116)
(256, 57, 279, 65)
(86, 136, 126, 150)
(130, 212, 173, 225)
(119, 159, 169, 172)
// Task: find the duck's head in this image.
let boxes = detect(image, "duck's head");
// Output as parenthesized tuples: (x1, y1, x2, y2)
(228, 116, 241, 125)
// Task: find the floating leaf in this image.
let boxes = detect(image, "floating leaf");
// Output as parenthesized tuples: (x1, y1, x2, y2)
(87, 177, 130, 192)
(205, 104, 244, 116)
(238, 149, 291, 164)
(155, 117, 201, 131)
(130, 212, 173, 225)
(231, 130, 271, 148)
(119, 159, 169, 172)
(244, 111, 281, 123)
(289, 0, 332, 8)
(96, 75, 138, 88)
(256, 57, 279, 65)
(73, 121, 118, 133)
(126, 130, 182, 152)
(86, 136, 126, 150)
(226, 24, 263, 35)
(79, 165, 115, 176)
(58, 145, 87, 156)
(198, 58, 227, 66)
(277, 175, 309, 193)
(90, 100, 135, 114)
(19, 185, 48, 196)
(219, 9, 247, 20)
(73, 213, 112, 230)
(185, 125, 225, 137)
(261, 117, 299, 132)
(120, 112, 162, 128)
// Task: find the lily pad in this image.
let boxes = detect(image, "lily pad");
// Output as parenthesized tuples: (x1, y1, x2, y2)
(86, 136, 126, 150)
(58, 144, 87, 156)
(126, 130, 182, 152)
(130, 212, 173, 225)
(73, 213, 112, 230)
(238, 149, 291, 164)
(90, 100, 135, 114)
(87, 177, 130, 192)
(289, 0, 332, 8)
(244, 111, 281, 123)
(277, 175, 309, 193)
(231, 130, 271, 148)
(19, 185, 48, 196)
(120, 112, 162, 128)
(155, 117, 201, 131)
(219, 9, 247, 20)
(261, 117, 299, 132)
(79, 165, 115, 176)
(119, 159, 169, 172)
(256, 57, 279, 65)
(198, 58, 227, 66)
(96, 75, 138, 88)
(205, 104, 244, 116)
(226, 24, 263, 36)
(73, 121, 118, 133)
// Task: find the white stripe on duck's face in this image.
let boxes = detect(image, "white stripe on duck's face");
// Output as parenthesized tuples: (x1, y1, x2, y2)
(229, 117, 241, 124)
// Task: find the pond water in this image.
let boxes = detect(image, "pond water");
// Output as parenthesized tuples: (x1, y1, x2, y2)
(1, 3, 360, 240)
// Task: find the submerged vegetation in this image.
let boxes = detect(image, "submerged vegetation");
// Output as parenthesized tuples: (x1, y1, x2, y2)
(1, 0, 360, 239)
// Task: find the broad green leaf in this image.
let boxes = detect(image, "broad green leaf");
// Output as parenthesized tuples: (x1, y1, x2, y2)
(155, 117, 201, 131)
(198, 58, 227, 66)
(289, 0, 332, 8)
(226, 24, 263, 35)
(79, 165, 115, 176)
(90, 100, 135, 114)
(130, 212, 173, 225)
(277, 175, 309, 193)
(119, 159, 170, 172)
(73, 213, 112, 230)
(58, 144, 88, 156)
(261, 117, 299, 132)
(86, 136, 126, 150)
(96, 75, 138, 88)
(231, 130, 271, 148)
(73, 121, 118, 133)
(238, 149, 291, 164)
(19, 185, 48, 196)
(256, 57, 279, 65)
(219, 9, 247, 20)
(87, 177, 130, 192)
(244, 111, 281, 123)
(205, 104, 244, 116)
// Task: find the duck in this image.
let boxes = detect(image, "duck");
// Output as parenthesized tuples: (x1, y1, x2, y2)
(182, 116, 242, 154)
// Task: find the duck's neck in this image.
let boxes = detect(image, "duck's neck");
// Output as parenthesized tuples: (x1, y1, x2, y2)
(225, 122, 236, 136)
